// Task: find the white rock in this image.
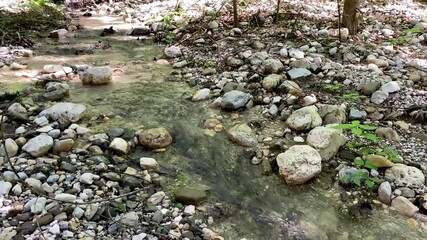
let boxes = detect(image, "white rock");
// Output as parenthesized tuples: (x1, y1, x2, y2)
(72, 207, 85, 219)
(148, 191, 165, 205)
(277, 145, 322, 185)
(0, 181, 12, 195)
(184, 205, 196, 215)
(385, 164, 425, 187)
(289, 48, 304, 59)
(81, 67, 113, 85)
(192, 88, 211, 101)
(380, 81, 400, 93)
(50, 29, 68, 38)
(31, 197, 46, 214)
(370, 90, 389, 104)
(378, 181, 392, 204)
(121, 211, 139, 226)
(55, 193, 77, 202)
(165, 46, 182, 58)
(0, 138, 19, 158)
(140, 157, 159, 170)
(109, 138, 129, 154)
(286, 106, 322, 131)
(25, 178, 42, 188)
(22, 134, 53, 157)
(80, 173, 97, 184)
(38, 102, 86, 124)
(132, 233, 147, 240)
(307, 126, 346, 161)
(8, 102, 28, 120)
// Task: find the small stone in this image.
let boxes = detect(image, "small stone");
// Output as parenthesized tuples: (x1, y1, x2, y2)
(391, 196, 419, 217)
(0, 138, 19, 158)
(184, 205, 196, 216)
(378, 181, 392, 204)
(380, 81, 400, 93)
(364, 155, 394, 168)
(371, 90, 389, 104)
(82, 67, 113, 85)
(120, 211, 139, 226)
(55, 193, 77, 202)
(0, 181, 12, 195)
(192, 88, 211, 101)
(140, 157, 159, 170)
(375, 127, 400, 142)
(80, 173, 97, 184)
(148, 191, 165, 205)
(109, 138, 129, 154)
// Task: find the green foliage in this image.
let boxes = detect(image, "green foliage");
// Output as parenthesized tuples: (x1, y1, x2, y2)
(164, 32, 177, 44)
(353, 157, 377, 170)
(340, 171, 382, 188)
(345, 142, 402, 163)
(390, 26, 422, 46)
(337, 92, 366, 100)
(331, 120, 379, 141)
(204, 60, 216, 68)
(177, 173, 188, 186)
(0, 91, 22, 102)
(323, 82, 340, 92)
(114, 203, 126, 213)
(404, 26, 423, 34)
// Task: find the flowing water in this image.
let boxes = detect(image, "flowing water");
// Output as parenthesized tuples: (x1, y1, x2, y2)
(1, 15, 427, 240)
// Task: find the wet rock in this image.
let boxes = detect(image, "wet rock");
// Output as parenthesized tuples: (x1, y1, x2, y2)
(227, 124, 257, 147)
(220, 90, 252, 110)
(174, 185, 209, 205)
(140, 157, 158, 170)
(398, 187, 416, 198)
(375, 127, 400, 142)
(8, 103, 28, 121)
(0, 181, 12, 195)
(276, 145, 322, 185)
(165, 46, 182, 58)
(192, 88, 211, 101)
(109, 137, 129, 154)
(317, 104, 346, 124)
(364, 155, 394, 168)
(306, 126, 346, 161)
(52, 139, 75, 154)
(222, 82, 244, 93)
(130, 27, 150, 36)
(0, 138, 19, 158)
(22, 134, 53, 157)
(38, 102, 86, 125)
(385, 164, 425, 187)
(370, 90, 389, 104)
(391, 196, 419, 217)
(378, 181, 392, 204)
(262, 74, 284, 92)
(50, 29, 68, 38)
(82, 66, 113, 85)
(287, 68, 311, 80)
(286, 106, 322, 131)
(43, 82, 70, 101)
(262, 59, 284, 74)
(138, 127, 172, 149)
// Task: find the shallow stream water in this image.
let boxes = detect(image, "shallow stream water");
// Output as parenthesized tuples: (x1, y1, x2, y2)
(1, 15, 426, 240)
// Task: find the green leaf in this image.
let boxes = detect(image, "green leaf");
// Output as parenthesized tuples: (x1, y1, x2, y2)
(358, 147, 376, 154)
(376, 151, 386, 156)
(371, 177, 383, 183)
(362, 133, 379, 141)
(365, 179, 375, 188)
(351, 120, 361, 126)
(346, 143, 355, 148)
(354, 158, 365, 166)
(353, 178, 361, 186)
(364, 161, 378, 170)
(358, 125, 377, 130)
(331, 124, 354, 129)
(351, 128, 363, 136)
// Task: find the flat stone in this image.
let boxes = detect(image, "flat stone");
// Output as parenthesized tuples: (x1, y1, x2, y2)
(287, 68, 311, 80)
(22, 134, 53, 157)
(38, 102, 86, 125)
(391, 196, 419, 217)
(174, 186, 209, 205)
(140, 157, 159, 170)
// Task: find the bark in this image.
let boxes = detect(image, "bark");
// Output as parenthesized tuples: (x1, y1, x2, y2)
(233, 0, 238, 27)
(342, 0, 361, 35)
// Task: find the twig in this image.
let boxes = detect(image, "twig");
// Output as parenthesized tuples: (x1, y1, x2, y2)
(337, 0, 342, 43)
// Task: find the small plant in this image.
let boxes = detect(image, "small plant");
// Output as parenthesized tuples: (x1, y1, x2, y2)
(341, 171, 383, 188)
(404, 26, 423, 34)
(114, 203, 126, 213)
(204, 60, 216, 68)
(337, 92, 366, 100)
(331, 120, 379, 141)
(177, 173, 188, 186)
(345, 142, 402, 163)
(353, 157, 377, 170)
(164, 32, 176, 44)
(323, 82, 340, 92)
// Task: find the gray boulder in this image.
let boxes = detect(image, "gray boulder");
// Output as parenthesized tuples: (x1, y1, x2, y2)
(43, 82, 70, 101)
(81, 67, 112, 85)
(8, 103, 28, 121)
(286, 106, 322, 131)
(276, 145, 322, 185)
(22, 134, 54, 157)
(220, 90, 252, 110)
(307, 126, 346, 161)
(38, 102, 86, 125)
(385, 164, 425, 187)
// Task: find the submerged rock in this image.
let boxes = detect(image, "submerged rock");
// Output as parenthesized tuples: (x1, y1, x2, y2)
(227, 124, 257, 147)
(174, 185, 209, 205)
(276, 145, 322, 185)
(138, 127, 172, 149)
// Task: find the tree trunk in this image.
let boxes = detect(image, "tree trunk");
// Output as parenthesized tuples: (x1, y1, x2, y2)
(233, 0, 238, 27)
(342, 0, 361, 35)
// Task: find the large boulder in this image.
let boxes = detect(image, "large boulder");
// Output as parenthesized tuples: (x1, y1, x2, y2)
(276, 145, 322, 185)
(306, 126, 346, 161)
(38, 102, 86, 125)
(22, 134, 54, 157)
(317, 104, 347, 124)
(138, 127, 172, 149)
(81, 66, 112, 85)
(227, 124, 257, 147)
(385, 164, 425, 187)
(220, 90, 252, 110)
(286, 106, 322, 131)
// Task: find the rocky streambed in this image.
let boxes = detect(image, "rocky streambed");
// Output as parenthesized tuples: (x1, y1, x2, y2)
(1, 0, 427, 239)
